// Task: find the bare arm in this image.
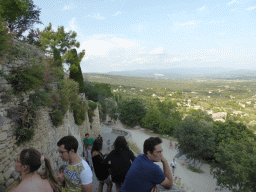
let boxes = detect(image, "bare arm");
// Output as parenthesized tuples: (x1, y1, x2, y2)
(159, 157, 173, 189)
(82, 183, 93, 192)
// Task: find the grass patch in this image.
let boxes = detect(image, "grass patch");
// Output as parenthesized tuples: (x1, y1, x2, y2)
(188, 165, 204, 173)
(127, 140, 141, 156)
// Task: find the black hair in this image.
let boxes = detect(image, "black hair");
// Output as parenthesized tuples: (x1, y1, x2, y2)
(85, 133, 89, 136)
(91, 138, 103, 154)
(57, 136, 78, 153)
(20, 148, 61, 191)
(143, 137, 162, 155)
(113, 136, 129, 157)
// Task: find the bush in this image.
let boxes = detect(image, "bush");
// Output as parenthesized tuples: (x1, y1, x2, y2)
(119, 99, 146, 127)
(88, 102, 98, 123)
(73, 99, 87, 125)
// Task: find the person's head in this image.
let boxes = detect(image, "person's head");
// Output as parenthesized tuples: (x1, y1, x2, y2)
(57, 136, 78, 161)
(91, 139, 103, 153)
(114, 136, 128, 151)
(15, 148, 61, 191)
(85, 133, 90, 140)
(15, 148, 42, 174)
(143, 137, 163, 162)
(173, 158, 175, 161)
(108, 139, 110, 142)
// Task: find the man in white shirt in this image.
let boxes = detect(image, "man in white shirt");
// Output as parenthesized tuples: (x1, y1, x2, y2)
(171, 158, 176, 176)
(57, 136, 93, 192)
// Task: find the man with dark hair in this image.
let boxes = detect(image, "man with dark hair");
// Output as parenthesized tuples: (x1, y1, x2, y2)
(83, 133, 94, 163)
(57, 136, 93, 192)
(119, 137, 173, 192)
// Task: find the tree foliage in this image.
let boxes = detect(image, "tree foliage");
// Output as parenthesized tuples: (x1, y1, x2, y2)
(39, 23, 81, 55)
(141, 99, 182, 134)
(213, 120, 256, 146)
(174, 115, 216, 162)
(119, 98, 146, 127)
(0, 19, 14, 54)
(66, 49, 84, 93)
(210, 140, 256, 192)
(0, 0, 42, 38)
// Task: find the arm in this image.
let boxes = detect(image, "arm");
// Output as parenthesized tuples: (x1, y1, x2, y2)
(159, 157, 173, 189)
(82, 183, 93, 192)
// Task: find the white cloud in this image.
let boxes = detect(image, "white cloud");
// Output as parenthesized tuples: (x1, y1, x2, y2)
(180, 21, 195, 25)
(69, 18, 77, 31)
(88, 13, 105, 20)
(113, 11, 122, 16)
(228, 0, 236, 6)
(80, 36, 140, 57)
(149, 47, 164, 54)
(246, 6, 256, 10)
(62, 4, 75, 11)
(198, 6, 205, 11)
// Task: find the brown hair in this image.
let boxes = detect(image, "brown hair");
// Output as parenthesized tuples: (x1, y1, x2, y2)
(20, 148, 61, 192)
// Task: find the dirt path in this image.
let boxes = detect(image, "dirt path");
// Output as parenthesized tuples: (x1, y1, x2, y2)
(109, 121, 230, 192)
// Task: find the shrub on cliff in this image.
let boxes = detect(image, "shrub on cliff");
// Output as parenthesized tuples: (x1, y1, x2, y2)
(88, 102, 98, 124)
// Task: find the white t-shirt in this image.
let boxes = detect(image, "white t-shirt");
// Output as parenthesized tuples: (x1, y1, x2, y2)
(171, 160, 176, 167)
(64, 158, 92, 192)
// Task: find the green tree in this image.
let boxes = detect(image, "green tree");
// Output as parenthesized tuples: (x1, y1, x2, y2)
(39, 23, 81, 55)
(53, 47, 62, 68)
(0, 0, 42, 38)
(0, 19, 14, 54)
(119, 99, 146, 127)
(174, 115, 216, 164)
(66, 49, 84, 93)
(141, 106, 161, 132)
(213, 120, 256, 146)
(210, 140, 256, 192)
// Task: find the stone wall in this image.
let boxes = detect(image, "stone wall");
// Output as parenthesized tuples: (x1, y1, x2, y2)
(0, 40, 101, 190)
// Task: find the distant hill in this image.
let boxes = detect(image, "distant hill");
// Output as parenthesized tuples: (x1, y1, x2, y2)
(104, 68, 256, 80)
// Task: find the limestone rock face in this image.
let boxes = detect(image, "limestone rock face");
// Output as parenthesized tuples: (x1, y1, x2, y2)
(0, 39, 101, 189)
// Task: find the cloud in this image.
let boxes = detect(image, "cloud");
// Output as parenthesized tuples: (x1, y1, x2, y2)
(69, 18, 77, 31)
(198, 6, 205, 11)
(88, 13, 105, 20)
(180, 21, 195, 25)
(113, 11, 122, 16)
(246, 6, 256, 10)
(149, 47, 164, 54)
(165, 57, 181, 62)
(80, 35, 140, 57)
(62, 4, 75, 11)
(227, 0, 236, 6)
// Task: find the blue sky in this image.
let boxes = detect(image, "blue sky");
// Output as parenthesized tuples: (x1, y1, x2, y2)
(33, 0, 256, 73)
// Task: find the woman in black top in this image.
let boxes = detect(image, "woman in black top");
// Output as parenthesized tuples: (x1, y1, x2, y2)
(91, 139, 113, 192)
(104, 136, 136, 192)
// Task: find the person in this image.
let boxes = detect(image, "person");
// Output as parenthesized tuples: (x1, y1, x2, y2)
(86, 143, 94, 171)
(83, 133, 94, 163)
(91, 139, 113, 192)
(57, 136, 93, 192)
(104, 136, 135, 192)
(107, 139, 111, 151)
(12, 148, 61, 192)
(171, 158, 176, 176)
(119, 137, 173, 192)
(97, 134, 103, 142)
(58, 165, 66, 192)
(169, 139, 173, 150)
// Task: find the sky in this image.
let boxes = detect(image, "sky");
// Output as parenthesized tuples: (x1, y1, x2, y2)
(32, 0, 256, 73)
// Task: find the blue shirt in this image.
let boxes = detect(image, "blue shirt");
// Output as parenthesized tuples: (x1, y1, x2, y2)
(119, 154, 165, 192)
